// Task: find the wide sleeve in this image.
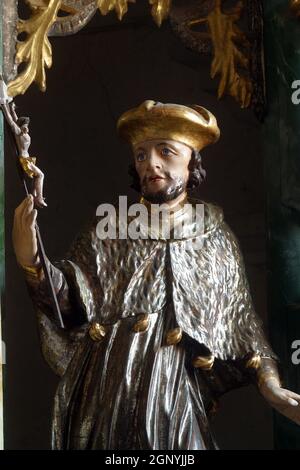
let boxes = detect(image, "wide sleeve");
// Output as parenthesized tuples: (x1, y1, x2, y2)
(193, 215, 281, 405)
(219, 221, 276, 358)
(217, 219, 280, 385)
(23, 215, 102, 375)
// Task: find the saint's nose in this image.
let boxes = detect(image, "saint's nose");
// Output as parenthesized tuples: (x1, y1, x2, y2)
(147, 149, 162, 170)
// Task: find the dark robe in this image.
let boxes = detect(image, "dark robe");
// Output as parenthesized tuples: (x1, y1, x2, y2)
(25, 198, 278, 449)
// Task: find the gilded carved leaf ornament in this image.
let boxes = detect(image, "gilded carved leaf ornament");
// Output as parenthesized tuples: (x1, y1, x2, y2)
(6, 0, 265, 112)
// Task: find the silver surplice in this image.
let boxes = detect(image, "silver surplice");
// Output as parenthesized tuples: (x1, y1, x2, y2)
(25, 197, 277, 450)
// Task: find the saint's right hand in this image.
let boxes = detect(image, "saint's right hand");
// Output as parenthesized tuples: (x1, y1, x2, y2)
(13, 194, 39, 267)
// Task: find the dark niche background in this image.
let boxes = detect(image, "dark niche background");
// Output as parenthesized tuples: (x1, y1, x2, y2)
(3, 0, 273, 449)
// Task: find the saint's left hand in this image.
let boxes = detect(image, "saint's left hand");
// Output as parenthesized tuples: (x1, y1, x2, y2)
(260, 379, 300, 425)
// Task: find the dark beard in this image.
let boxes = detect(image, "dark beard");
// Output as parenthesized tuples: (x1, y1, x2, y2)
(141, 177, 187, 204)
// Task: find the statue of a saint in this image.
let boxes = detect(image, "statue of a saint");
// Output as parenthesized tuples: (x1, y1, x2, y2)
(12, 101, 300, 449)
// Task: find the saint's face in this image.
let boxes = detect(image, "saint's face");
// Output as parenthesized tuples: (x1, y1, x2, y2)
(133, 139, 192, 203)
(21, 124, 29, 134)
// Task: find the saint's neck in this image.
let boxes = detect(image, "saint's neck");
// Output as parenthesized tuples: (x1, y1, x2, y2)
(140, 191, 188, 213)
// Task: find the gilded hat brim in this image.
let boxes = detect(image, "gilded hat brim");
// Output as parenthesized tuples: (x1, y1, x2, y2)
(117, 101, 220, 151)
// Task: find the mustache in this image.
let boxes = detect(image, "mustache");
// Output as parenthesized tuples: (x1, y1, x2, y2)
(142, 171, 173, 185)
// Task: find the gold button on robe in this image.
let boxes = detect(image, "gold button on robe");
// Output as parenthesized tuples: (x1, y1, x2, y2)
(133, 314, 150, 333)
(166, 327, 182, 346)
(89, 322, 106, 341)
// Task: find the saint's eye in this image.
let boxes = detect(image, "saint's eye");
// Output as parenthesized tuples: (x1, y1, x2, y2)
(136, 152, 146, 162)
(161, 147, 173, 157)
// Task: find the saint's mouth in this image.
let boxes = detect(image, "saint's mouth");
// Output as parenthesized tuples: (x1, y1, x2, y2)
(148, 176, 165, 182)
